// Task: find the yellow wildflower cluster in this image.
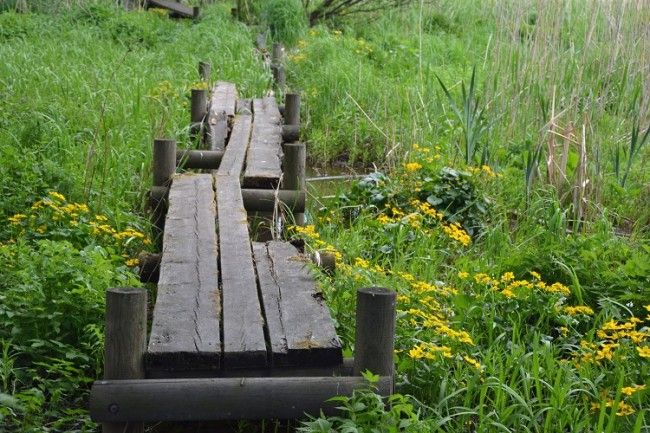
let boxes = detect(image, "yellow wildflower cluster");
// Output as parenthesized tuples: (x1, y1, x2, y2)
(410, 199, 443, 220)
(125, 257, 140, 267)
(590, 399, 636, 416)
(404, 162, 422, 172)
(408, 342, 453, 360)
(468, 165, 496, 178)
(8, 213, 27, 225)
(620, 384, 646, 396)
(576, 315, 650, 364)
(563, 305, 595, 316)
(114, 228, 147, 242)
(7, 192, 152, 254)
(441, 222, 471, 246)
(463, 355, 482, 370)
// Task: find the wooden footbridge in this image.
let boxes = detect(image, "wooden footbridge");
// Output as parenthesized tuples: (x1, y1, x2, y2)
(90, 64, 396, 432)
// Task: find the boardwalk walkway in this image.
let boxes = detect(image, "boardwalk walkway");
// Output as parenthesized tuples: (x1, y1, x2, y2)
(90, 75, 396, 429)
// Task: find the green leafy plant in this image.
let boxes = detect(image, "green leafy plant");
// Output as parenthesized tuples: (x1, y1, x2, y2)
(419, 167, 490, 236)
(436, 67, 493, 165)
(613, 118, 650, 187)
(299, 371, 419, 433)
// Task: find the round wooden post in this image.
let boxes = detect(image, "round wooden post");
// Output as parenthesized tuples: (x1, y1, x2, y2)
(193, 6, 200, 20)
(198, 61, 211, 82)
(272, 65, 286, 92)
(190, 89, 207, 139)
(256, 33, 267, 50)
(152, 139, 176, 247)
(282, 142, 306, 225)
(103, 288, 147, 433)
(284, 93, 300, 128)
(272, 42, 283, 65)
(153, 139, 176, 187)
(353, 287, 396, 378)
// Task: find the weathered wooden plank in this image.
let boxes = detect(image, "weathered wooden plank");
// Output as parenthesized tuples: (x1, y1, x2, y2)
(253, 241, 342, 367)
(215, 175, 267, 368)
(147, 174, 221, 371)
(145, 0, 193, 18)
(207, 82, 237, 151)
(251, 242, 286, 363)
(216, 115, 252, 177)
(243, 98, 283, 188)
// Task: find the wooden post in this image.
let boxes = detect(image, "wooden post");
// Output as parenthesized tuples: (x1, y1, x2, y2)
(256, 33, 267, 50)
(271, 65, 286, 93)
(193, 6, 200, 20)
(272, 43, 283, 65)
(190, 89, 207, 139)
(152, 139, 176, 246)
(284, 93, 300, 127)
(282, 142, 306, 225)
(153, 139, 176, 187)
(198, 61, 211, 82)
(103, 288, 147, 433)
(353, 287, 396, 379)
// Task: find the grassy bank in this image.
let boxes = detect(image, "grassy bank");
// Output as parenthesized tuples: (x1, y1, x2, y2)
(0, 3, 267, 430)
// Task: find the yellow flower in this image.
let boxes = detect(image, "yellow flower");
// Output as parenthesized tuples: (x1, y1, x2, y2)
(354, 257, 370, 269)
(563, 305, 595, 316)
(530, 271, 541, 280)
(621, 384, 646, 396)
(408, 345, 425, 359)
(500, 272, 515, 282)
(125, 258, 140, 267)
(458, 271, 469, 279)
(463, 355, 482, 370)
(637, 346, 650, 358)
(405, 162, 422, 172)
(8, 214, 27, 225)
(48, 191, 66, 202)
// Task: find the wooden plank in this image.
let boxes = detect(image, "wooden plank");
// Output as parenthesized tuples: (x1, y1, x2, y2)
(215, 175, 267, 368)
(207, 82, 237, 151)
(253, 241, 342, 367)
(145, 0, 193, 18)
(147, 174, 221, 372)
(236, 99, 252, 115)
(90, 376, 393, 422)
(216, 115, 252, 177)
(243, 98, 283, 188)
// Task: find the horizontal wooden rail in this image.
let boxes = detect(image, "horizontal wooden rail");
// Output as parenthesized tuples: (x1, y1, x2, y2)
(176, 149, 223, 169)
(90, 376, 391, 422)
(150, 186, 305, 213)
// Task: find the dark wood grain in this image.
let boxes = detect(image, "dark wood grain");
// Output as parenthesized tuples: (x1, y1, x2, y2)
(215, 175, 267, 368)
(145, 0, 193, 18)
(253, 241, 342, 367)
(216, 115, 252, 177)
(147, 174, 221, 372)
(243, 98, 283, 188)
(207, 82, 237, 151)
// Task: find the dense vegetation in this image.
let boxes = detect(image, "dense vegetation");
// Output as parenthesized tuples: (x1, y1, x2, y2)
(1, 0, 648, 432)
